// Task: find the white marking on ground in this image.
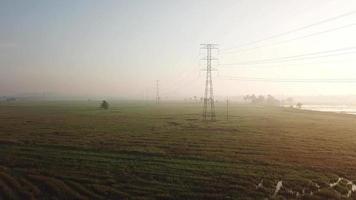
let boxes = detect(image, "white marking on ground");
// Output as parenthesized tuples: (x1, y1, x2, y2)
(346, 180, 352, 185)
(345, 179, 356, 198)
(330, 177, 342, 187)
(273, 180, 283, 197)
(347, 190, 352, 198)
(256, 179, 263, 189)
(314, 182, 320, 189)
(256, 177, 356, 199)
(309, 182, 320, 194)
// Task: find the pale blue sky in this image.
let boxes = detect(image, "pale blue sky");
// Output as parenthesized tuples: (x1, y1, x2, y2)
(1, 0, 356, 99)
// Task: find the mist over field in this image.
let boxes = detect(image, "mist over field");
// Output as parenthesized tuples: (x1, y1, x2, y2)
(2, 0, 356, 199)
(2, 0, 356, 98)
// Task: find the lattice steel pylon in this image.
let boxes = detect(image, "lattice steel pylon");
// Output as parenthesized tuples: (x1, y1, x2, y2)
(201, 44, 218, 121)
(156, 80, 160, 104)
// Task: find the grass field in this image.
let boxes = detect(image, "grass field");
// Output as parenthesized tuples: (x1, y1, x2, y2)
(1, 101, 356, 199)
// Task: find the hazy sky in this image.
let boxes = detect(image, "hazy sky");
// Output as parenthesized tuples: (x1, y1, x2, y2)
(1, 0, 356, 99)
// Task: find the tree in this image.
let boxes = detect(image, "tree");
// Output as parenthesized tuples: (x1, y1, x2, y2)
(244, 94, 280, 106)
(244, 94, 257, 104)
(243, 95, 250, 102)
(296, 102, 303, 109)
(255, 95, 265, 104)
(101, 100, 109, 110)
(266, 95, 280, 106)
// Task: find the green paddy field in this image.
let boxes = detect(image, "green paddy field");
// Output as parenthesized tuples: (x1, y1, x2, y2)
(0, 101, 356, 199)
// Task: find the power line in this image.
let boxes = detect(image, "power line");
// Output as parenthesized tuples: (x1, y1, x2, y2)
(220, 58, 356, 69)
(221, 51, 356, 66)
(219, 76, 356, 83)
(226, 96, 229, 121)
(220, 46, 356, 66)
(222, 10, 356, 52)
(156, 80, 160, 104)
(222, 23, 356, 55)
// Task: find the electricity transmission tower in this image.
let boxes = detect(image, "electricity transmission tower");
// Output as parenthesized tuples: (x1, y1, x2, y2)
(201, 44, 218, 121)
(226, 96, 229, 121)
(156, 80, 160, 104)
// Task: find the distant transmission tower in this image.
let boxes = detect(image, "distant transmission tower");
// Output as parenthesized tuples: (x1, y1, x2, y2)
(201, 44, 218, 121)
(226, 96, 229, 121)
(156, 80, 160, 104)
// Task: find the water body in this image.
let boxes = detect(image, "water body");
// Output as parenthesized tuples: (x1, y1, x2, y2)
(299, 105, 356, 115)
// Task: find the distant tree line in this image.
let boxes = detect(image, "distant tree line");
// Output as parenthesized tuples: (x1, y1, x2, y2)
(0, 96, 17, 102)
(182, 94, 302, 108)
(243, 94, 281, 106)
(243, 95, 303, 108)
